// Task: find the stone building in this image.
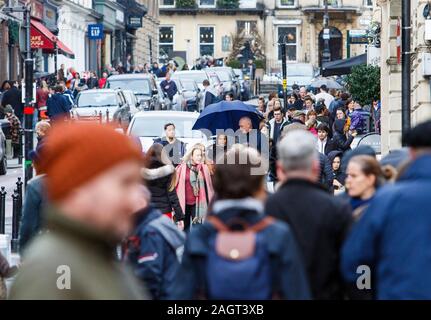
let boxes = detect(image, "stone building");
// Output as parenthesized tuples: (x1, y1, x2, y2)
(134, 0, 159, 66)
(376, 0, 431, 153)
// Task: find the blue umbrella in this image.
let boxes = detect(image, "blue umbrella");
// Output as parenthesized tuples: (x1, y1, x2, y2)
(192, 101, 263, 135)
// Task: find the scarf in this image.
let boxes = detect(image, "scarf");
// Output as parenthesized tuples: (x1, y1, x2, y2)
(176, 162, 214, 225)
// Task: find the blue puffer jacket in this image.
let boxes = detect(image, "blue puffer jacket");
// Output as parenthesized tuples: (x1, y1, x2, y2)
(341, 154, 431, 299)
(126, 206, 185, 300)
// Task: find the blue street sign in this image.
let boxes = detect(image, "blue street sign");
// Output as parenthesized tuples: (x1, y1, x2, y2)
(88, 24, 104, 40)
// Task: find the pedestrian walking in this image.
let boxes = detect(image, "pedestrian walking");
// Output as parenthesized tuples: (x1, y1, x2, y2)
(153, 123, 186, 166)
(344, 155, 384, 220)
(1, 80, 23, 122)
(142, 143, 184, 227)
(98, 71, 108, 89)
(314, 85, 334, 110)
(332, 119, 356, 152)
(328, 150, 346, 194)
(36, 81, 50, 121)
(341, 120, 431, 299)
(86, 71, 99, 89)
(10, 122, 149, 299)
(3, 104, 21, 159)
(171, 145, 311, 300)
(160, 72, 178, 102)
(125, 185, 185, 300)
(201, 79, 218, 110)
(316, 123, 336, 155)
(265, 130, 352, 299)
(175, 144, 214, 232)
(46, 85, 71, 122)
(57, 64, 65, 82)
(267, 106, 288, 143)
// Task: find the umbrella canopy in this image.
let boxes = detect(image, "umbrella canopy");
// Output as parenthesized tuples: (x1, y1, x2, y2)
(310, 78, 343, 90)
(192, 100, 263, 135)
(321, 54, 367, 77)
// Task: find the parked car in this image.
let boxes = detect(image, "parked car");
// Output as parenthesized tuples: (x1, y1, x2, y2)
(157, 78, 186, 111)
(72, 89, 128, 122)
(127, 111, 206, 153)
(106, 73, 160, 110)
(211, 67, 240, 99)
(121, 89, 141, 115)
(0, 119, 8, 175)
(179, 78, 201, 112)
(173, 70, 222, 98)
(233, 68, 251, 101)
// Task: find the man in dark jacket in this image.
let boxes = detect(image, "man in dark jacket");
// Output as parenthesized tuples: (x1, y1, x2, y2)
(1, 81, 23, 122)
(266, 130, 352, 299)
(341, 120, 431, 299)
(46, 85, 71, 122)
(126, 186, 185, 300)
(171, 146, 310, 300)
(154, 123, 185, 166)
(160, 73, 177, 102)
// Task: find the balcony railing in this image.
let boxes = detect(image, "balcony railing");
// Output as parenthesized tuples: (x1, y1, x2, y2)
(160, 0, 261, 10)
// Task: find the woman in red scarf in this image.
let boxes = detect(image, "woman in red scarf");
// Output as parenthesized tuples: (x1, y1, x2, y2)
(176, 144, 214, 232)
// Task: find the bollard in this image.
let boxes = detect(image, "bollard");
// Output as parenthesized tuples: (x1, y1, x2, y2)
(99, 111, 102, 124)
(106, 109, 110, 123)
(0, 187, 6, 234)
(16, 177, 23, 219)
(11, 190, 20, 253)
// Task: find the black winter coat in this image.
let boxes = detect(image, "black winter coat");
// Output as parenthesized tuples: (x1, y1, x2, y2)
(142, 164, 184, 222)
(266, 179, 352, 300)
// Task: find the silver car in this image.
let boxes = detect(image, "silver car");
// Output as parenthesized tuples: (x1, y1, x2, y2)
(211, 67, 241, 99)
(72, 89, 128, 122)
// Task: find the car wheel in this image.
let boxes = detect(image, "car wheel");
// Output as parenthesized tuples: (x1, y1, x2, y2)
(0, 156, 7, 175)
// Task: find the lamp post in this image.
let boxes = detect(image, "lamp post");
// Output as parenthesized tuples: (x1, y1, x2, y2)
(279, 35, 288, 109)
(2, 5, 34, 186)
(401, 0, 411, 144)
(322, 0, 331, 64)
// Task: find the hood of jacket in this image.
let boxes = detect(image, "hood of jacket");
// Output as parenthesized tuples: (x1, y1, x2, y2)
(333, 119, 346, 134)
(398, 154, 431, 182)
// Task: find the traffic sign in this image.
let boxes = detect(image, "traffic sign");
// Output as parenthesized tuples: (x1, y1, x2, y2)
(88, 24, 104, 40)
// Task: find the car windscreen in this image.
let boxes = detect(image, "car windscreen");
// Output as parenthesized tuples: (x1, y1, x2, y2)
(107, 79, 151, 96)
(181, 80, 197, 91)
(176, 73, 207, 84)
(215, 70, 231, 82)
(77, 93, 118, 107)
(130, 116, 203, 138)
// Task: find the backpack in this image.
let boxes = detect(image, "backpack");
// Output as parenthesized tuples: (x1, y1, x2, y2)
(204, 215, 276, 300)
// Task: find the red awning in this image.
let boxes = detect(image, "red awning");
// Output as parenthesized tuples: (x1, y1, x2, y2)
(30, 19, 75, 59)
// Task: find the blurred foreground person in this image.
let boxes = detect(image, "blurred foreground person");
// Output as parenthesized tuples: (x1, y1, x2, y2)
(10, 122, 149, 300)
(171, 145, 310, 299)
(341, 120, 431, 299)
(125, 186, 185, 300)
(266, 130, 352, 299)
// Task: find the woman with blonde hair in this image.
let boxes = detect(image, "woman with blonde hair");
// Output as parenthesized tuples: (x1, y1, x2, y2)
(176, 144, 214, 231)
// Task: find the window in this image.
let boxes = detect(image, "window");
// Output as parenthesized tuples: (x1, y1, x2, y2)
(365, 0, 373, 7)
(160, 0, 175, 7)
(237, 21, 257, 36)
(199, 0, 215, 7)
(278, 27, 297, 62)
(159, 26, 174, 59)
(199, 26, 214, 56)
(278, 0, 295, 7)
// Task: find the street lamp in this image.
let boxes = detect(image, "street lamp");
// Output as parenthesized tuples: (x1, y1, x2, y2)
(278, 34, 288, 109)
(322, 0, 331, 64)
(2, 5, 34, 186)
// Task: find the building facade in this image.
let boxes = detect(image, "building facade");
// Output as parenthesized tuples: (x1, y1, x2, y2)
(376, 0, 431, 153)
(159, 0, 265, 67)
(134, 0, 159, 66)
(263, 0, 374, 72)
(159, 0, 373, 70)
